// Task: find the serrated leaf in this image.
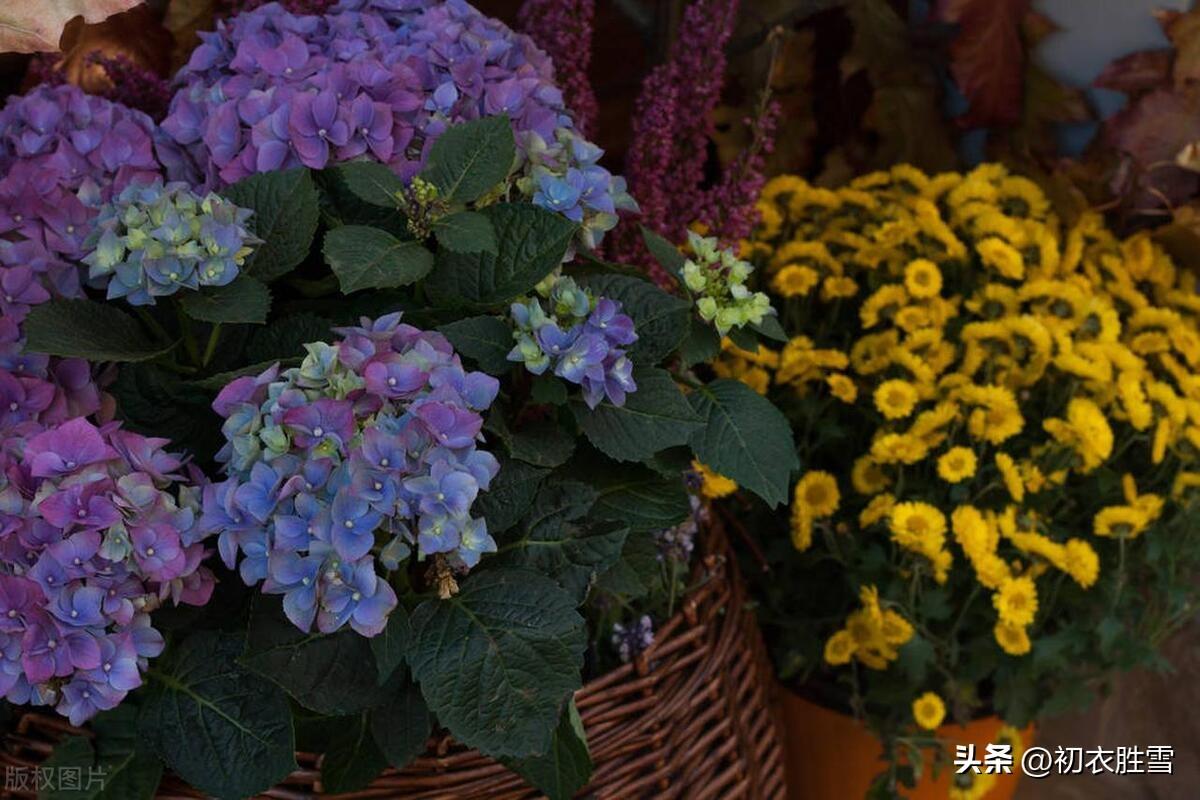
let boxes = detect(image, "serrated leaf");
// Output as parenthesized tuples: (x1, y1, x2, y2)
(495, 481, 624, 601)
(370, 673, 431, 771)
(241, 597, 386, 715)
(530, 374, 568, 405)
(334, 161, 406, 207)
(486, 410, 576, 468)
(421, 115, 516, 203)
(577, 273, 690, 364)
(409, 569, 585, 759)
(23, 299, 175, 362)
(504, 699, 592, 800)
(140, 631, 296, 800)
(437, 315, 513, 374)
(434, 210, 498, 254)
(324, 226, 435, 293)
(641, 226, 686, 285)
(687, 379, 798, 507)
(595, 530, 660, 599)
(320, 713, 388, 794)
(425, 204, 577, 307)
(223, 168, 319, 282)
(571, 367, 701, 462)
(180, 275, 271, 324)
(113, 363, 224, 463)
(751, 314, 788, 342)
(85, 706, 165, 800)
(38, 736, 97, 800)
(371, 606, 411, 686)
(472, 456, 549, 535)
(678, 318, 721, 369)
(589, 464, 690, 531)
(727, 325, 759, 352)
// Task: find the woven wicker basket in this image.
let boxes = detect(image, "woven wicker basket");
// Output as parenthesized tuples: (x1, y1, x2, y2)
(1, 522, 785, 799)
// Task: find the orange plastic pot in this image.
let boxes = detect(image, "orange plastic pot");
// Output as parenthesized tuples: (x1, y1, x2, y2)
(782, 690, 1032, 799)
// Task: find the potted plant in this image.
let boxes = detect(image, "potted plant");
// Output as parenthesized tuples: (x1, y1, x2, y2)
(714, 163, 1200, 799)
(0, 2, 796, 797)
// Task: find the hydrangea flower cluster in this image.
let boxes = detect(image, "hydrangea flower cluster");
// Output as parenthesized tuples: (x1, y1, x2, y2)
(682, 231, 774, 336)
(521, 127, 637, 250)
(0, 84, 177, 311)
(507, 274, 638, 408)
(160, 0, 631, 244)
(0, 418, 214, 725)
(83, 180, 258, 306)
(199, 313, 500, 636)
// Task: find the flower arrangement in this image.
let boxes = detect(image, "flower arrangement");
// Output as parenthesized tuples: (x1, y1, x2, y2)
(1, 3, 796, 796)
(726, 163, 1200, 793)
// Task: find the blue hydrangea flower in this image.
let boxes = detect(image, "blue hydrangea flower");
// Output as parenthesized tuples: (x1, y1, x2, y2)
(82, 179, 257, 306)
(507, 274, 639, 408)
(200, 312, 501, 637)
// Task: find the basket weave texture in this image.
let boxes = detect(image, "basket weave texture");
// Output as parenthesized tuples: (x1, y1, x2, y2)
(2, 521, 786, 799)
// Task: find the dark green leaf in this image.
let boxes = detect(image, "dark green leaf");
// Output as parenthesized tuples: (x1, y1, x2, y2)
(324, 226, 435, 293)
(425, 204, 576, 307)
(321, 713, 388, 794)
(495, 482, 624, 601)
(589, 464, 690, 531)
(189, 359, 295, 392)
(897, 635, 935, 685)
(434, 210, 498, 254)
(85, 706, 165, 800)
(687, 379, 798, 507)
(241, 597, 386, 715)
(23, 300, 175, 362)
(180, 275, 271, 324)
(38, 736, 97, 800)
(370, 674, 431, 771)
(595, 530, 660, 599)
(752, 314, 788, 342)
(409, 569, 585, 759)
(504, 699, 592, 800)
(678, 319, 721, 369)
(437, 315, 513, 375)
(486, 410, 576, 468)
(112, 363, 223, 463)
(530, 374, 569, 405)
(140, 631, 296, 800)
(371, 606, 411, 686)
(334, 161, 406, 207)
(421, 115, 516, 203)
(571, 367, 701, 462)
(726, 325, 759, 352)
(223, 168, 320, 282)
(472, 456, 550, 535)
(245, 313, 333, 362)
(641, 226, 686, 285)
(577, 273, 690, 365)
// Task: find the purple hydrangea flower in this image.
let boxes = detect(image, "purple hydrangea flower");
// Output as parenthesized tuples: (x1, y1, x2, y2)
(0, 418, 214, 725)
(160, 0, 633, 247)
(507, 274, 639, 408)
(200, 312, 500, 637)
(611, 614, 654, 664)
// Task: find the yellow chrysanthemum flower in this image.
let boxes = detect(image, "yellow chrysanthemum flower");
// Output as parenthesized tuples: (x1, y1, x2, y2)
(826, 373, 858, 403)
(790, 504, 813, 552)
(850, 456, 890, 494)
(994, 620, 1032, 656)
(693, 461, 737, 499)
(994, 452, 1024, 502)
(823, 630, 856, 665)
(1062, 539, 1100, 588)
(794, 471, 840, 517)
(874, 379, 920, 420)
(937, 447, 977, 483)
(859, 493, 895, 528)
(993, 576, 1038, 627)
(912, 692, 946, 730)
(772, 264, 821, 298)
(870, 432, 929, 465)
(1092, 505, 1149, 538)
(904, 258, 943, 299)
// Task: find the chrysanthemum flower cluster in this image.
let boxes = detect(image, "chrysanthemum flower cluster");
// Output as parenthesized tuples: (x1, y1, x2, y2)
(0, 84, 174, 316)
(199, 313, 500, 636)
(735, 164, 1200, 710)
(0, 417, 213, 725)
(681, 231, 773, 336)
(83, 179, 257, 306)
(162, 0, 630, 244)
(507, 273, 637, 408)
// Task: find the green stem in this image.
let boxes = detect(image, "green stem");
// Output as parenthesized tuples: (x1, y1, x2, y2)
(174, 301, 202, 366)
(202, 324, 223, 367)
(135, 307, 173, 345)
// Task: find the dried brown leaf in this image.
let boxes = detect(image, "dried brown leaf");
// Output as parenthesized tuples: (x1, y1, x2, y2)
(0, 0, 142, 54)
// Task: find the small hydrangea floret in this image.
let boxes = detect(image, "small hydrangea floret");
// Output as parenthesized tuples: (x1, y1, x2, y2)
(507, 273, 638, 408)
(199, 312, 500, 637)
(0, 418, 213, 725)
(83, 179, 258, 306)
(683, 231, 774, 335)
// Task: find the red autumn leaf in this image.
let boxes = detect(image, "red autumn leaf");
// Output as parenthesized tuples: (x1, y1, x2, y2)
(1105, 87, 1200, 207)
(0, 0, 143, 54)
(1094, 49, 1173, 97)
(936, 0, 1031, 128)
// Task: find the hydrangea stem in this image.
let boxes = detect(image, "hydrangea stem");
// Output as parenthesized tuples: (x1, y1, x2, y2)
(202, 324, 223, 367)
